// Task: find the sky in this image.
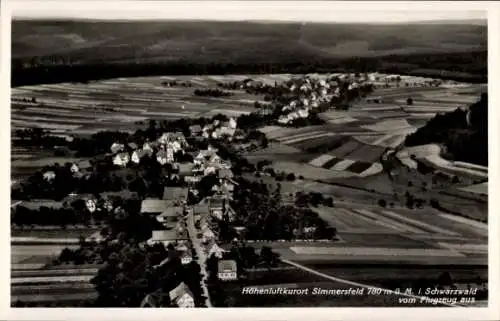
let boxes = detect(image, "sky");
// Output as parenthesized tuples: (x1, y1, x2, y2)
(10, 1, 487, 23)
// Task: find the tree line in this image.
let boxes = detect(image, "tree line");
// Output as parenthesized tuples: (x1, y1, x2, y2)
(12, 51, 486, 87)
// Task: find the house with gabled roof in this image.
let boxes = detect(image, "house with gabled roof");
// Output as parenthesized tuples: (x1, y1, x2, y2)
(148, 229, 188, 247)
(169, 282, 195, 308)
(180, 250, 193, 265)
(131, 149, 147, 164)
(141, 199, 170, 215)
(218, 260, 238, 281)
(113, 152, 130, 167)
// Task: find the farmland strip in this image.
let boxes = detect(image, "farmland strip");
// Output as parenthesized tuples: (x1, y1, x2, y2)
(309, 154, 335, 167)
(354, 209, 428, 234)
(321, 157, 343, 169)
(380, 210, 458, 236)
(331, 159, 356, 171)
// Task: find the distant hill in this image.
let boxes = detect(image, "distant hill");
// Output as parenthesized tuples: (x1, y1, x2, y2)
(12, 20, 487, 63)
(11, 20, 487, 86)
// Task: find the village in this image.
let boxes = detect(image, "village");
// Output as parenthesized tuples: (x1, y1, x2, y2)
(11, 70, 488, 308)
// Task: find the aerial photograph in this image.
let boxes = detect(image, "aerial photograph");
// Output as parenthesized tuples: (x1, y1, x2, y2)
(9, 3, 488, 308)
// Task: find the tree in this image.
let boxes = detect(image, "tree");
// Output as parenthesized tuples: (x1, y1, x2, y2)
(407, 97, 413, 105)
(286, 173, 296, 181)
(378, 199, 387, 207)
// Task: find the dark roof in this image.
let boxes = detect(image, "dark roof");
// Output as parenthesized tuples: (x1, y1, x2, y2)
(150, 229, 178, 241)
(141, 199, 171, 213)
(169, 282, 193, 301)
(158, 206, 183, 218)
(163, 187, 188, 201)
(218, 260, 237, 272)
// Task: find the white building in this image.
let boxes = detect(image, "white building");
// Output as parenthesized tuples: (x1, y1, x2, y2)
(143, 142, 154, 155)
(169, 282, 195, 308)
(85, 199, 97, 213)
(70, 163, 79, 174)
(43, 171, 56, 182)
(217, 260, 238, 281)
(113, 153, 130, 167)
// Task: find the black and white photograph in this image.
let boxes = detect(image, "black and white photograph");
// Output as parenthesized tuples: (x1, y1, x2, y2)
(3, 0, 498, 318)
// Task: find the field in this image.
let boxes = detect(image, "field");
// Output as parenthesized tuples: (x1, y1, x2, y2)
(11, 264, 99, 305)
(11, 75, 264, 136)
(251, 83, 486, 181)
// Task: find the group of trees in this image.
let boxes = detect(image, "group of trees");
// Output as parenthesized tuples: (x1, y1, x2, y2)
(13, 50, 486, 87)
(89, 241, 205, 307)
(295, 191, 334, 208)
(12, 197, 144, 229)
(405, 93, 487, 166)
(194, 88, 233, 97)
(161, 80, 192, 87)
(228, 178, 337, 241)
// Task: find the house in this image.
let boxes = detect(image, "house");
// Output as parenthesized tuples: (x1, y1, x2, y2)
(189, 124, 202, 136)
(169, 282, 195, 308)
(131, 149, 147, 164)
(156, 206, 183, 224)
(278, 116, 289, 124)
(85, 198, 97, 213)
(217, 260, 238, 281)
(209, 196, 225, 211)
(43, 171, 56, 181)
(297, 109, 309, 118)
(70, 163, 80, 174)
(143, 142, 154, 155)
(228, 117, 237, 129)
(185, 175, 201, 184)
(163, 187, 188, 203)
(180, 251, 193, 265)
(140, 199, 171, 215)
(204, 165, 216, 176)
(148, 229, 187, 247)
(110, 142, 125, 154)
(113, 152, 130, 167)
